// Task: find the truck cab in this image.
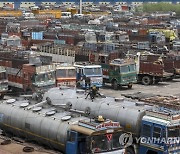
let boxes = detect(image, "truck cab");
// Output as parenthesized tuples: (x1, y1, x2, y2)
(30, 64, 56, 92)
(66, 120, 126, 154)
(140, 109, 180, 154)
(0, 66, 8, 99)
(74, 62, 103, 88)
(98, 54, 137, 90)
(55, 63, 76, 87)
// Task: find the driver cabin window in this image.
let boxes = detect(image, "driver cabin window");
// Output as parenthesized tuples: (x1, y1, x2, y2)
(68, 131, 77, 142)
(153, 126, 161, 138)
(142, 124, 151, 137)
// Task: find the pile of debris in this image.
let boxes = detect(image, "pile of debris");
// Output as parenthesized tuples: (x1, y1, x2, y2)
(122, 92, 180, 110)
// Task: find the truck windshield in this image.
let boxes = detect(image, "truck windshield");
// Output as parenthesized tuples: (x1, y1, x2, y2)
(35, 72, 55, 86)
(56, 69, 76, 78)
(84, 68, 102, 76)
(120, 64, 136, 73)
(129, 64, 136, 71)
(67, 69, 76, 77)
(168, 127, 180, 137)
(120, 65, 129, 73)
(91, 132, 123, 153)
(56, 69, 66, 78)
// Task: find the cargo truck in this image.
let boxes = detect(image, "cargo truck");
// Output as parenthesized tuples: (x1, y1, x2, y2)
(136, 52, 174, 85)
(55, 63, 76, 87)
(91, 53, 137, 90)
(0, 51, 56, 93)
(74, 62, 103, 89)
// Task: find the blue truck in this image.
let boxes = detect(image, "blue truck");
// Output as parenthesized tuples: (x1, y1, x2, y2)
(74, 62, 103, 89)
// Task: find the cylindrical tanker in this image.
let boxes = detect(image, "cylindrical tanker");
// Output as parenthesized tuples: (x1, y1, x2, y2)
(0, 99, 80, 152)
(43, 87, 153, 136)
(0, 98, 125, 154)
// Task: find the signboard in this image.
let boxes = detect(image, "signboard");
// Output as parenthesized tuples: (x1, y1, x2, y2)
(96, 121, 120, 130)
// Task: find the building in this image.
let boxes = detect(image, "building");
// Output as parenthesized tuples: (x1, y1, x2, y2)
(0, 0, 179, 9)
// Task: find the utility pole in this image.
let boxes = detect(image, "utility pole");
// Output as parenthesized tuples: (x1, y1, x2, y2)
(79, 0, 82, 14)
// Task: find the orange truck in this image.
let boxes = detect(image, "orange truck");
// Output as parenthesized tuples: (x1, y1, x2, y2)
(55, 63, 76, 87)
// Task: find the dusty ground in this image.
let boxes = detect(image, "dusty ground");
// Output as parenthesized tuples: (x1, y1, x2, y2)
(0, 138, 60, 154)
(100, 78, 180, 98)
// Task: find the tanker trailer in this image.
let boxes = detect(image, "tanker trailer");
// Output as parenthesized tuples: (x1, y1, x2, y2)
(0, 98, 126, 154)
(44, 87, 180, 154)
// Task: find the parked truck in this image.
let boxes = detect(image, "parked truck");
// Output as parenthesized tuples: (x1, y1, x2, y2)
(0, 51, 56, 93)
(91, 53, 137, 90)
(0, 66, 8, 99)
(0, 96, 126, 154)
(165, 54, 180, 77)
(44, 87, 180, 154)
(55, 63, 76, 87)
(136, 52, 174, 85)
(74, 62, 103, 89)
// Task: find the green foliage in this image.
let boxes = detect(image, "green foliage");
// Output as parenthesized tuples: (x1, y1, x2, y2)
(137, 3, 180, 15)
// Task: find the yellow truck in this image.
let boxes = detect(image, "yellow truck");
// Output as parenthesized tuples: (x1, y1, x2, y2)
(32, 10, 61, 19)
(0, 10, 22, 17)
(148, 29, 177, 42)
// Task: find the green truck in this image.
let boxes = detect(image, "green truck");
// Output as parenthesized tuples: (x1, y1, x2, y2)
(98, 54, 137, 90)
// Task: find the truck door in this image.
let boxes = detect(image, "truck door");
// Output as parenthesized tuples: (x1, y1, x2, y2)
(140, 122, 164, 154)
(66, 130, 78, 154)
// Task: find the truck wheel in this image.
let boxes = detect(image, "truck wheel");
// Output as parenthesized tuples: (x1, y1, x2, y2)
(142, 76, 153, 85)
(154, 79, 160, 84)
(112, 80, 118, 90)
(128, 84, 132, 89)
(76, 82, 80, 88)
(0, 93, 4, 99)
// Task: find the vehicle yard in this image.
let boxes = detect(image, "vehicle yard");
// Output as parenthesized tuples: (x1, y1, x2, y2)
(101, 78, 180, 97)
(0, 1, 180, 154)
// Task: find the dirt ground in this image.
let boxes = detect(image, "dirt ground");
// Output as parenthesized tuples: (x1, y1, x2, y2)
(100, 78, 180, 98)
(0, 138, 61, 154)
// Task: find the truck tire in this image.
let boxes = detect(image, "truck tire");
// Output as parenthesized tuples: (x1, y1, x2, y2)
(76, 82, 80, 88)
(0, 93, 4, 99)
(142, 76, 153, 85)
(112, 80, 118, 90)
(128, 84, 132, 89)
(154, 78, 160, 84)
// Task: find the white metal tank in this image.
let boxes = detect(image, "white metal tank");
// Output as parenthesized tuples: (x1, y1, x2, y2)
(44, 87, 153, 136)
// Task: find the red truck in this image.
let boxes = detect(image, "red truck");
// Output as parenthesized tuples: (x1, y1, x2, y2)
(166, 54, 180, 76)
(136, 52, 174, 85)
(0, 51, 56, 93)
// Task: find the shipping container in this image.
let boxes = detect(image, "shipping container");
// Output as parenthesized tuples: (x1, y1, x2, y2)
(32, 32, 43, 40)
